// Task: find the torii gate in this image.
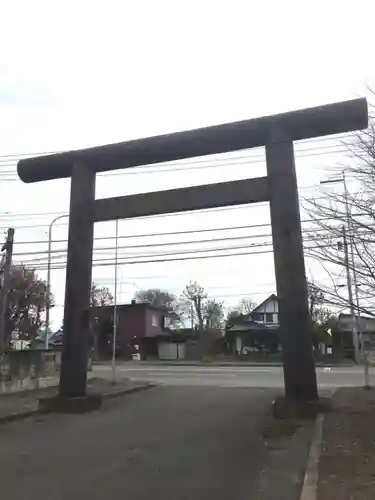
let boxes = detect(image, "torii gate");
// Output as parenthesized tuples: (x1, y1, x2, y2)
(18, 98, 368, 404)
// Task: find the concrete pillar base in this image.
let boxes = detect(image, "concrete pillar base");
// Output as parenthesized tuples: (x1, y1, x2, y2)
(39, 394, 102, 414)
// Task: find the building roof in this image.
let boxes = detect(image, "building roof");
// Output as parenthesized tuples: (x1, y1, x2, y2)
(252, 294, 278, 313)
(92, 302, 169, 314)
(339, 313, 375, 321)
(227, 320, 279, 333)
(338, 313, 375, 333)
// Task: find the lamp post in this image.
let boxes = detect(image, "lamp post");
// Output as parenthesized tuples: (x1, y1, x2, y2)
(45, 214, 68, 350)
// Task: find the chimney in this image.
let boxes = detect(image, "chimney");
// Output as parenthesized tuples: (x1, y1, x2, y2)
(131, 299, 136, 305)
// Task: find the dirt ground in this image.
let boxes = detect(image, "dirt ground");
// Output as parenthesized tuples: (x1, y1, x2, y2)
(318, 387, 375, 500)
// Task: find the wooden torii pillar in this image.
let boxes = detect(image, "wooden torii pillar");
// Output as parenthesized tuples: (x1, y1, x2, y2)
(18, 98, 368, 404)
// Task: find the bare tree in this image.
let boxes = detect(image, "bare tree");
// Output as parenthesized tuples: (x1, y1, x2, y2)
(307, 281, 325, 318)
(90, 282, 114, 307)
(303, 96, 375, 317)
(181, 281, 207, 334)
(238, 297, 256, 315)
(180, 281, 224, 330)
(225, 296, 256, 326)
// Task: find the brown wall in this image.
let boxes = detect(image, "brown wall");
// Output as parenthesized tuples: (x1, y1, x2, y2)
(116, 307, 145, 349)
(92, 304, 168, 357)
(114, 306, 167, 351)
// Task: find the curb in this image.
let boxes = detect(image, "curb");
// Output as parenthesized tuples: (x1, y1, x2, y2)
(0, 383, 156, 425)
(100, 382, 156, 400)
(300, 414, 324, 500)
(0, 408, 43, 425)
(94, 361, 355, 368)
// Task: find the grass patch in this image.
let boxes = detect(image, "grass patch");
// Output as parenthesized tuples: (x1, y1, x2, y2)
(272, 396, 332, 420)
(261, 419, 302, 441)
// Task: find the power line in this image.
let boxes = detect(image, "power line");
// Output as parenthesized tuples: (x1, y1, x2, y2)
(0, 141, 340, 165)
(51, 289, 278, 308)
(13, 233, 274, 257)
(20, 242, 331, 272)
(14, 248, 275, 271)
(12, 230, 339, 260)
(0, 139, 358, 182)
(1, 210, 271, 231)
(0, 133, 353, 164)
(13, 222, 272, 245)
(8, 210, 371, 248)
(18, 241, 279, 265)
(0, 179, 367, 222)
(0, 147, 352, 181)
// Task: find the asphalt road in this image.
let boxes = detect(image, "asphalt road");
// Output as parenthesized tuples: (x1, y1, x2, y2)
(0, 386, 311, 500)
(94, 363, 374, 389)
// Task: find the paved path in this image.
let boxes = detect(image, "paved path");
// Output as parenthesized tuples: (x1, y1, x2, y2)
(94, 363, 374, 389)
(0, 386, 311, 500)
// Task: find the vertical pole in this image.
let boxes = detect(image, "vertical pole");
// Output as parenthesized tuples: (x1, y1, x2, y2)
(111, 219, 119, 384)
(266, 134, 317, 401)
(45, 224, 53, 350)
(59, 163, 95, 399)
(343, 173, 360, 363)
(0, 228, 14, 351)
(45, 214, 67, 350)
(352, 261, 369, 383)
(342, 226, 360, 363)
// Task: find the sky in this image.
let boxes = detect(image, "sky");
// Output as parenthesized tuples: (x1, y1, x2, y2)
(0, 0, 375, 329)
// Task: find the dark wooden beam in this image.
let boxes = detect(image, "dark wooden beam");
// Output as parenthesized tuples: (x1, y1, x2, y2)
(266, 134, 318, 401)
(18, 98, 367, 183)
(59, 163, 95, 399)
(93, 177, 269, 222)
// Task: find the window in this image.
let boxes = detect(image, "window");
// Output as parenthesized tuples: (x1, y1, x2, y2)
(252, 313, 262, 322)
(265, 313, 274, 324)
(151, 314, 159, 327)
(163, 316, 172, 328)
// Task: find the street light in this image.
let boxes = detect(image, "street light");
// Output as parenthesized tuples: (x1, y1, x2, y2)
(44, 214, 68, 350)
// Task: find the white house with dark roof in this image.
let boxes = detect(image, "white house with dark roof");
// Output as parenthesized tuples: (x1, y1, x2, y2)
(227, 294, 280, 355)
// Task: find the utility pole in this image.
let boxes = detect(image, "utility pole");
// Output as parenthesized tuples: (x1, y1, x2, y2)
(0, 228, 14, 351)
(342, 173, 370, 386)
(353, 280, 370, 387)
(322, 174, 362, 364)
(341, 225, 360, 363)
(190, 303, 194, 331)
(111, 219, 119, 384)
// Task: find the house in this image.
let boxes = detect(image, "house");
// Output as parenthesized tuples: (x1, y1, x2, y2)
(91, 300, 172, 359)
(226, 294, 280, 355)
(27, 328, 64, 350)
(338, 313, 375, 361)
(338, 313, 375, 338)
